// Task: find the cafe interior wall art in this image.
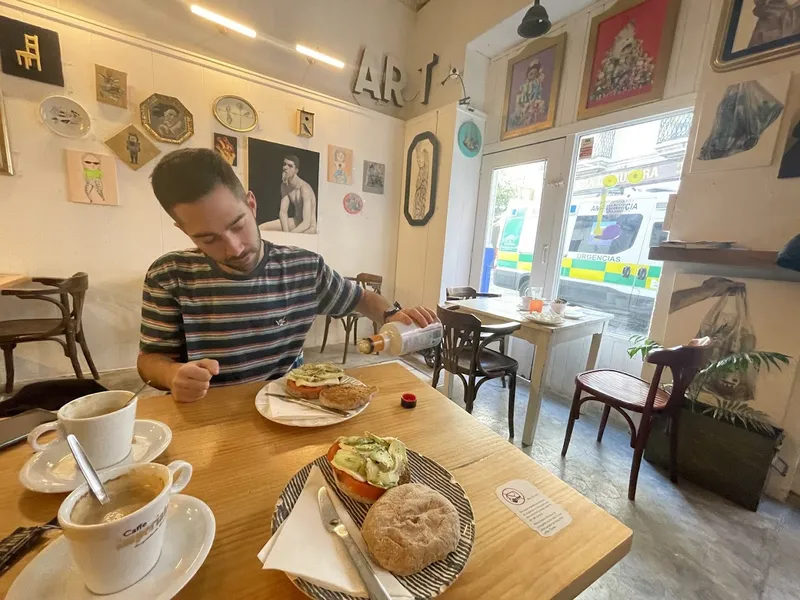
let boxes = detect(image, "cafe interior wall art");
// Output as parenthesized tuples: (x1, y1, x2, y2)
(140, 93, 194, 144)
(0, 91, 13, 176)
(691, 72, 789, 174)
(501, 33, 566, 140)
(214, 132, 238, 167)
(363, 160, 385, 194)
(577, 0, 681, 121)
(65, 149, 119, 206)
(250, 138, 320, 235)
(327, 145, 353, 185)
(0, 15, 64, 86)
(105, 124, 161, 171)
(713, 0, 800, 72)
(95, 64, 128, 109)
(404, 131, 439, 227)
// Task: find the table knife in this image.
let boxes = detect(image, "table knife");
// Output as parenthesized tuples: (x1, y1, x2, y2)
(266, 394, 351, 417)
(317, 487, 392, 600)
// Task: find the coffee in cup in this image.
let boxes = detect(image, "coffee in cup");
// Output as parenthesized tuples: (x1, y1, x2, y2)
(28, 390, 136, 469)
(58, 460, 192, 594)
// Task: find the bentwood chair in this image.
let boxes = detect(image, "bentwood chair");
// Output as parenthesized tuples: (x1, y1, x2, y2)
(432, 305, 520, 437)
(1, 273, 100, 393)
(320, 273, 382, 364)
(561, 338, 713, 501)
(445, 286, 509, 387)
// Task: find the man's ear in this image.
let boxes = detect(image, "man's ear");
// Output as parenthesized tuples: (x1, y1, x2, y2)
(246, 190, 258, 215)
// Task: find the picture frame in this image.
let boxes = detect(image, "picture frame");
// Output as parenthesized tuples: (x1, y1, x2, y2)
(65, 150, 119, 206)
(500, 33, 566, 141)
(404, 131, 439, 227)
(0, 91, 13, 176)
(140, 93, 194, 144)
(104, 124, 161, 171)
(95, 64, 128, 109)
(712, 0, 800, 72)
(577, 0, 682, 121)
(213, 95, 258, 133)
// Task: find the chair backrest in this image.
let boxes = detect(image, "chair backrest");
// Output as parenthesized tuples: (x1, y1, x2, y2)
(436, 305, 482, 373)
(446, 286, 478, 301)
(355, 273, 382, 295)
(33, 272, 90, 331)
(646, 337, 714, 411)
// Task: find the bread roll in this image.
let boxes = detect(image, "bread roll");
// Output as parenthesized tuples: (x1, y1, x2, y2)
(361, 483, 460, 576)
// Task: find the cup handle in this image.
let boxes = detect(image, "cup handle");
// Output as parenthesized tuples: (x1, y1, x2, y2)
(28, 421, 62, 452)
(167, 460, 193, 495)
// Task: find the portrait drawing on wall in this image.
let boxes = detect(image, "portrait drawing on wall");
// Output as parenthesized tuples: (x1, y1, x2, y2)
(249, 138, 320, 235)
(404, 131, 439, 227)
(140, 93, 194, 144)
(105, 124, 161, 171)
(363, 160, 385, 194)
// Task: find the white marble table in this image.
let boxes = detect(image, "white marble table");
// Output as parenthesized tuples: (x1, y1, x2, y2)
(446, 297, 613, 446)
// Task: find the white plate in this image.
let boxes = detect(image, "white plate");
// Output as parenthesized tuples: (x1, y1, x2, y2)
(523, 312, 565, 326)
(563, 309, 585, 320)
(6, 494, 215, 600)
(19, 420, 172, 493)
(39, 96, 91, 138)
(255, 376, 370, 428)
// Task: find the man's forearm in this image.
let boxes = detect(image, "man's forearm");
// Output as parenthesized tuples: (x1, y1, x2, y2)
(355, 290, 393, 326)
(137, 353, 181, 391)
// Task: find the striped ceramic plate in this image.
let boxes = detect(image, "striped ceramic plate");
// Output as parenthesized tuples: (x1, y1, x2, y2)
(271, 450, 475, 599)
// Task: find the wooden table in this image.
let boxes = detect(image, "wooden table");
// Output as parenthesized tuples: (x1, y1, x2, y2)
(0, 363, 631, 599)
(0, 274, 28, 289)
(447, 298, 613, 447)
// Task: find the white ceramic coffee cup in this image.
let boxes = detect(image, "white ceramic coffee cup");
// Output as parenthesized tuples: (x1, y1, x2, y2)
(57, 460, 192, 594)
(520, 296, 533, 311)
(28, 391, 136, 469)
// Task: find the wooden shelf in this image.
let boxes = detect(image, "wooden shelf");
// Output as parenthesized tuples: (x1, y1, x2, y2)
(649, 247, 779, 268)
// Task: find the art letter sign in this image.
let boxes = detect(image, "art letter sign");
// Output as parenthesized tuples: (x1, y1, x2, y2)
(353, 47, 407, 107)
(0, 16, 64, 86)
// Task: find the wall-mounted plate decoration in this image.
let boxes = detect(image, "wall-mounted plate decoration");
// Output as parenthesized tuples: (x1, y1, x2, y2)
(213, 95, 257, 133)
(458, 120, 482, 158)
(140, 93, 194, 144)
(39, 96, 90, 138)
(343, 192, 363, 215)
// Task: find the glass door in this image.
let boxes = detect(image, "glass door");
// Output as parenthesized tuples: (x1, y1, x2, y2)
(469, 139, 567, 299)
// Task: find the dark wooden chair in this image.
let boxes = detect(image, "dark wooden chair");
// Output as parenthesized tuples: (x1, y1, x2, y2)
(445, 285, 509, 387)
(1, 273, 100, 393)
(320, 273, 382, 364)
(561, 338, 713, 501)
(432, 305, 521, 437)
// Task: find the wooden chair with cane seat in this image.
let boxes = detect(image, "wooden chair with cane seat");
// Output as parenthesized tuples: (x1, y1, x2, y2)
(320, 273, 382, 364)
(561, 338, 713, 501)
(432, 305, 521, 437)
(1, 273, 100, 393)
(445, 286, 509, 388)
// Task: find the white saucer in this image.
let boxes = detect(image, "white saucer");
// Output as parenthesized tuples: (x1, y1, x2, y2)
(19, 420, 172, 493)
(6, 494, 215, 600)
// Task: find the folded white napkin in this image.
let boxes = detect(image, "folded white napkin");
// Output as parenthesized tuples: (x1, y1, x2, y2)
(267, 395, 329, 421)
(258, 466, 412, 599)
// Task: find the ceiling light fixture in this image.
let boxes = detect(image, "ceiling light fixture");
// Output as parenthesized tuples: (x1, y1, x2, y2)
(296, 45, 345, 69)
(190, 5, 257, 38)
(518, 0, 552, 39)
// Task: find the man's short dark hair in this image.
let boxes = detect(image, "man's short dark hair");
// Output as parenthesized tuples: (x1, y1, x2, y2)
(284, 154, 300, 170)
(150, 148, 245, 214)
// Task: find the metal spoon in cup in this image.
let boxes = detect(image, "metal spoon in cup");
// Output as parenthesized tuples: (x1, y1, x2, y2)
(66, 434, 110, 506)
(122, 380, 150, 408)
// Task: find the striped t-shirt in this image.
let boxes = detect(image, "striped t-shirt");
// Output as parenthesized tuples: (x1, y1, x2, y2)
(139, 242, 363, 385)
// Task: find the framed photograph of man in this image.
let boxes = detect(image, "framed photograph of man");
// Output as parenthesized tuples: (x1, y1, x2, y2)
(501, 33, 566, 141)
(713, 0, 800, 72)
(577, 0, 682, 121)
(249, 138, 320, 235)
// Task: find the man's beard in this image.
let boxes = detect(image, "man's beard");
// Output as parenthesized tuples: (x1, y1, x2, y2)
(222, 249, 259, 273)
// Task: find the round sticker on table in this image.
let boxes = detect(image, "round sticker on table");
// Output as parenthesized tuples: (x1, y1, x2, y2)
(343, 193, 363, 215)
(602, 174, 619, 188)
(458, 121, 482, 158)
(627, 169, 645, 184)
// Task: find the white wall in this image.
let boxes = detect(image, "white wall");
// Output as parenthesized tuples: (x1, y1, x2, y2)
(30, 0, 415, 117)
(0, 1, 404, 383)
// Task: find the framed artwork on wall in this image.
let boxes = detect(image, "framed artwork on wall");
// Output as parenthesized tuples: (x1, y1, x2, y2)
(214, 133, 238, 167)
(404, 131, 439, 227)
(213, 95, 257, 133)
(690, 72, 789, 174)
(327, 145, 353, 185)
(0, 16, 64, 87)
(363, 160, 385, 194)
(105, 124, 161, 171)
(501, 33, 566, 140)
(0, 92, 13, 176)
(95, 65, 128, 109)
(577, 0, 681, 121)
(249, 138, 320, 235)
(140, 93, 194, 144)
(65, 150, 119, 206)
(713, 0, 800, 72)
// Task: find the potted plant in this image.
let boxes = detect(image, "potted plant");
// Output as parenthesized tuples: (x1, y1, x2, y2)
(628, 335, 791, 510)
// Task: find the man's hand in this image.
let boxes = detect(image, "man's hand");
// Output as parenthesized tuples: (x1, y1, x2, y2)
(387, 306, 438, 328)
(169, 359, 220, 403)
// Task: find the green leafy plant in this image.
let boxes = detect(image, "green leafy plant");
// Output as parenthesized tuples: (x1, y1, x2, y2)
(627, 336, 792, 435)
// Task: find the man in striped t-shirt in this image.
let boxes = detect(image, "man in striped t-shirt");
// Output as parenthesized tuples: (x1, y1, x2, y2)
(138, 149, 435, 403)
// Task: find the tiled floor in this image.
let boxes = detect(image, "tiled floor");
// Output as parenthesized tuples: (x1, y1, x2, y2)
(9, 344, 800, 599)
